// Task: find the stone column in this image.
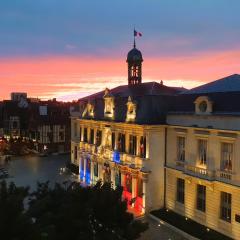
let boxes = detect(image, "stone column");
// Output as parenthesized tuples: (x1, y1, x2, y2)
(93, 128, 97, 145)
(83, 157, 86, 183)
(120, 166, 127, 189)
(136, 135, 140, 156)
(126, 133, 130, 153)
(98, 163, 103, 181)
(115, 132, 119, 150)
(79, 156, 82, 181)
(141, 172, 149, 214)
(80, 126, 83, 141)
(110, 164, 115, 188)
(131, 169, 138, 207)
(146, 133, 150, 159)
(131, 177, 137, 207)
(90, 160, 94, 185)
(142, 180, 147, 214)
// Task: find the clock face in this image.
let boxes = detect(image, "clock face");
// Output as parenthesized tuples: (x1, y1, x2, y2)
(199, 101, 207, 112)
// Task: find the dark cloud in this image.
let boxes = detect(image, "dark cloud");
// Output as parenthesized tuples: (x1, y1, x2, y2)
(0, 0, 240, 58)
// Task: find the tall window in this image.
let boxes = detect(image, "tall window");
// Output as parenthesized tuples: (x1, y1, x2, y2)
(111, 132, 115, 150)
(115, 170, 121, 187)
(138, 178, 143, 198)
(96, 130, 102, 146)
(89, 129, 94, 144)
(129, 135, 137, 155)
(140, 136, 146, 158)
(221, 143, 233, 171)
(83, 128, 88, 142)
(125, 173, 132, 193)
(79, 126, 82, 141)
(176, 178, 185, 204)
(94, 162, 98, 177)
(198, 139, 207, 166)
(196, 185, 206, 212)
(118, 133, 126, 152)
(220, 192, 232, 222)
(177, 136, 185, 162)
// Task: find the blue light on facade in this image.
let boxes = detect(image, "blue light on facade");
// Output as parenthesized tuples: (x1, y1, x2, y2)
(113, 150, 120, 163)
(85, 158, 91, 184)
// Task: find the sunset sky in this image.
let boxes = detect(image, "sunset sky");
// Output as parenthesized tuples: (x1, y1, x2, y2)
(1, 0, 240, 101)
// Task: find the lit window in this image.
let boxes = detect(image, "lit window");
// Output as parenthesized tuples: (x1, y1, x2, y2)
(221, 143, 233, 171)
(125, 173, 132, 193)
(118, 133, 126, 152)
(129, 135, 137, 155)
(83, 128, 88, 142)
(198, 139, 207, 166)
(89, 129, 94, 144)
(96, 130, 102, 147)
(140, 136, 146, 158)
(177, 136, 185, 162)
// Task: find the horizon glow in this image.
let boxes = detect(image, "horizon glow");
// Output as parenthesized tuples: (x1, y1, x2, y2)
(1, 0, 240, 101)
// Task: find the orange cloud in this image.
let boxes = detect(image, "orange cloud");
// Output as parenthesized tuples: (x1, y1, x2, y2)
(0, 49, 240, 101)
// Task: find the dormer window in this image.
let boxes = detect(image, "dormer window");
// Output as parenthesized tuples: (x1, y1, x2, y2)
(126, 96, 137, 122)
(104, 88, 114, 119)
(199, 101, 207, 113)
(82, 102, 95, 118)
(87, 103, 94, 117)
(194, 96, 213, 115)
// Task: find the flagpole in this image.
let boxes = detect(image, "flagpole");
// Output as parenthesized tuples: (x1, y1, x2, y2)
(133, 27, 136, 48)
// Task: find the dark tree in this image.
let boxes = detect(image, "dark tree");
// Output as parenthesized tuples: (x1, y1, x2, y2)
(0, 181, 40, 240)
(0, 180, 148, 240)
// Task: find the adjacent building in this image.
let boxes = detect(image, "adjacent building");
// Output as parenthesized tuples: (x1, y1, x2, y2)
(0, 94, 72, 153)
(71, 44, 240, 238)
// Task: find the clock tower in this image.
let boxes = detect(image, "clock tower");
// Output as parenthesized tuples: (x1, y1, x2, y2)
(126, 40, 143, 85)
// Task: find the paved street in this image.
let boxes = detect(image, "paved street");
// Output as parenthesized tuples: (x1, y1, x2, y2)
(138, 216, 187, 240)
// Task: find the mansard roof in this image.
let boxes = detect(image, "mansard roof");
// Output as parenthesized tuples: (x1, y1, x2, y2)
(169, 91, 240, 114)
(79, 82, 181, 124)
(184, 74, 240, 94)
(81, 81, 182, 101)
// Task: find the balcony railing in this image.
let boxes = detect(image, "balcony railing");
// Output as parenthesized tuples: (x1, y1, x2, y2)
(216, 170, 234, 181)
(167, 160, 240, 185)
(184, 164, 215, 180)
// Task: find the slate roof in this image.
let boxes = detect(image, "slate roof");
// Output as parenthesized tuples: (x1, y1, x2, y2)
(79, 82, 180, 124)
(184, 74, 240, 94)
(81, 81, 181, 101)
(170, 74, 240, 114)
(79, 74, 240, 124)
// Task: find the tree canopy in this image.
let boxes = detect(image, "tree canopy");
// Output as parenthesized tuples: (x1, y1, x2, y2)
(0, 180, 148, 240)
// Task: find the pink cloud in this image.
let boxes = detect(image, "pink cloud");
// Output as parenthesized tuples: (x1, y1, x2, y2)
(0, 49, 240, 101)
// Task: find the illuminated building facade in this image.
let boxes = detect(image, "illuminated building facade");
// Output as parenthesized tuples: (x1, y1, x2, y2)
(71, 45, 240, 238)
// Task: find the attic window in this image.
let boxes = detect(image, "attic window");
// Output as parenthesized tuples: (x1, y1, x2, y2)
(199, 101, 207, 113)
(103, 88, 114, 119)
(194, 96, 213, 115)
(126, 96, 137, 122)
(82, 102, 94, 118)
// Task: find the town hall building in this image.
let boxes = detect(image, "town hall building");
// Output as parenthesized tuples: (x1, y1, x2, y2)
(71, 42, 240, 239)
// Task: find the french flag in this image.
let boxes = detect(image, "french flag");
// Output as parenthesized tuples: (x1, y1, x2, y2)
(134, 30, 142, 37)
